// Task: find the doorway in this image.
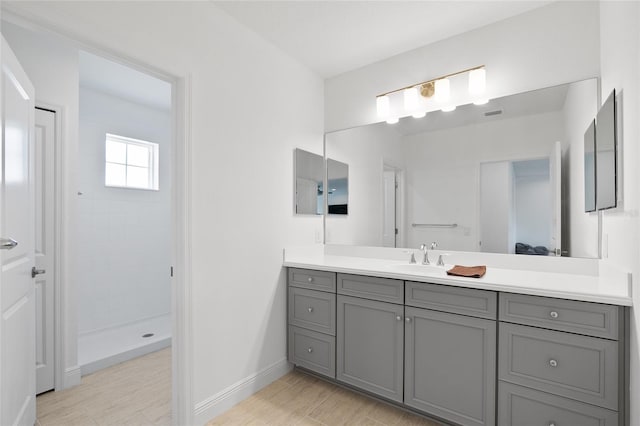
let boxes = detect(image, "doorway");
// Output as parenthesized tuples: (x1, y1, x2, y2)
(75, 51, 173, 375)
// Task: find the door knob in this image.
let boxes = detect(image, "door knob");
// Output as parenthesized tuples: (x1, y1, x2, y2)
(0, 238, 18, 250)
(32, 267, 46, 278)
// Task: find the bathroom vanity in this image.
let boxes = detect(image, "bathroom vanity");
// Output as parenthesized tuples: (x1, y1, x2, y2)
(284, 246, 631, 426)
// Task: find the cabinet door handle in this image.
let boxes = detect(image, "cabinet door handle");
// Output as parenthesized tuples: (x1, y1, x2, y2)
(307, 277, 314, 283)
(549, 311, 559, 319)
(549, 359, 558, 368)
(307, 347, 313, 353)
(396, 315, 402, 321)
(549, 423, 556, 426)
(308, 307, 314, 313)
(405, 317, 412, 323)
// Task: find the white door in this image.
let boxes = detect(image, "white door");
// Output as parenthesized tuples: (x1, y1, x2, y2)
(1, 36, 37, 425)
(382, 170, 396, 247)
(550, 141, 562, 256)
(35, 108, 55, 394)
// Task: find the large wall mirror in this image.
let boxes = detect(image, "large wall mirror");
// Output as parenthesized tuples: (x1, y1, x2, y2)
(294, 148, 324, 215)
(325, 78, 600, 258)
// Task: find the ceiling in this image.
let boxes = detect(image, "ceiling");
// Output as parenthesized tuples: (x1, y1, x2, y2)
(213, 1, 552, 78)
(79, 51, 172, 111)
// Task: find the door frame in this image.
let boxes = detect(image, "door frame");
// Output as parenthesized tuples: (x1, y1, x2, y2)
(4, 13, 194, 423)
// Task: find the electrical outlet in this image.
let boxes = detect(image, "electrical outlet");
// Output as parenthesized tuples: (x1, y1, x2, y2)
(314, 229, 321, 243)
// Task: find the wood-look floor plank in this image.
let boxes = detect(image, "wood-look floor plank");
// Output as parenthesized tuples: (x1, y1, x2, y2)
(37, 348, 171, 426)
(207, 370, 442, 426)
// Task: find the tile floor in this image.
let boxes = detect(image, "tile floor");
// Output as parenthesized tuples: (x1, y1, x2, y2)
(207, 369, 441, 426)
(36, 348, 171, 426)
(37, 349, 441, 426)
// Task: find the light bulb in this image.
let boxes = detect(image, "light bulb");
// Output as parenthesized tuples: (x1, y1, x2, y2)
(412, 111, 426, 118)
(403, 87, 419, 112)
(441, 105, 456, 112)
(386, 117, 399, 124)
(376, 95, 390, 118)
(468, 68, 486, 95)
(434, 78, 450, 102)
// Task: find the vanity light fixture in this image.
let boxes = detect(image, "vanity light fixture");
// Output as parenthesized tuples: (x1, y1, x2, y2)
(434, 78, 450, 102)
(376, 95, 390, 119)
(375, 65, 486, 122)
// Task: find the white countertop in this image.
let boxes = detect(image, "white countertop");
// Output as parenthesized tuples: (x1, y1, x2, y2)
(283, 245, 633, 306)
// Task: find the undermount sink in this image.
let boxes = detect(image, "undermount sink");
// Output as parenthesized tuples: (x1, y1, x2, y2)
(386, 263, 447, 275)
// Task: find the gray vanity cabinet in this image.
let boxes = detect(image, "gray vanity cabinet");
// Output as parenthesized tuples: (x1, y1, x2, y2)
(287, 268, 337, 378)
(405, 283, 497, 426)
(336, 294, 404, 403)
(498, 293, 626, 426)
(404, 307, 496, 426)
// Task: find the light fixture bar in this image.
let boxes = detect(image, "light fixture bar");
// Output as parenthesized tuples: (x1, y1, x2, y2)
(375, 65, 485, 98)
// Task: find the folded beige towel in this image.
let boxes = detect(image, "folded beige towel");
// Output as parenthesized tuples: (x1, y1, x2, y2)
(446, 265, 486, 278)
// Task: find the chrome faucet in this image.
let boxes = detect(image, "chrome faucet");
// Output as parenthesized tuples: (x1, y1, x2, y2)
(420, 242, 438, 265)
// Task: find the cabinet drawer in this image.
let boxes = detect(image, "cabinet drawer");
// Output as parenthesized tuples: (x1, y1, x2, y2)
(288, 287, 336, 335)
(406, 281, 497, 319)
(337, 273, 403, 304)
(499, 381, 618, 426)
(288, 326, 335, 378)
(500, 293, 619, 339)
(288, 268, 336, 293)
(499, 323, 618, 410)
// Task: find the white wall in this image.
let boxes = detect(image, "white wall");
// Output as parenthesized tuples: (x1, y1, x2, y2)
(1, 2, 324, 423)
(599, 2, 640, 425)
(325, 123, 404, 246)
(1, 20, 81, 387)
(562, 79, 599, 258)
(325, 1, 600, 131)
(77, 87, 171, 335)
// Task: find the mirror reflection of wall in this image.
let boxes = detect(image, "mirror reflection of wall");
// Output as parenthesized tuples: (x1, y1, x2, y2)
(595, 90, 617, 210)
(327, 159, 348, 214)
(294, 148, 324, 215)
(325, 78, 599, 258)
(584, 120, 596, 212)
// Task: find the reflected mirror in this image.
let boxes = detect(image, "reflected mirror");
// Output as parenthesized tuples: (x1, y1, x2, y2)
(325, 79, 599, 258)
(327, 159, 348, 214)
(294, 148, 323, 215)
(584, 120, 596, 212)
(596, 90, 617, 210)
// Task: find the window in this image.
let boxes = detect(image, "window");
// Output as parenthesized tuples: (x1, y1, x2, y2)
(105, 133, 159, 190)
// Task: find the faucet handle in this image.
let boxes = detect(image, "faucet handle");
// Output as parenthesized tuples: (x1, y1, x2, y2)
(430, 242, 438, 250)
(437, 253, 450, 267)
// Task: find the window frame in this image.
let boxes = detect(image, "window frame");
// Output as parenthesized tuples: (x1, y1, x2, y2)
(105, 133, 159, 191)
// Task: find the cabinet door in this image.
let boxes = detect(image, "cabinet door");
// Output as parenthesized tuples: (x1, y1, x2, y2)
(337, 295, 404, 402)
(405, 307, 496, 426)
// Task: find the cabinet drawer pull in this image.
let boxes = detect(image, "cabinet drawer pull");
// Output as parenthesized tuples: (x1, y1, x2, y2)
(405, 317, 412, 323)
(549, 311, 559, 319)
(396, 315, 402, 321)
(308, 277, 314, 282)
(549, 359, 558, 368)
(308, 307, 314, 313)
(549, 423, 556, 426)
(307, 347, 313, 353)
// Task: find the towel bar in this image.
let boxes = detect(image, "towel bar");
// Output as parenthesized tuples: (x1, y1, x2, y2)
(412, 223, 458, 228)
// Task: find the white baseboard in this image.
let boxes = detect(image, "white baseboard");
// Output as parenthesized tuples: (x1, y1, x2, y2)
(194, 358, 292, 425)
(81, 337, 171, 376)
(63, 365, 81, 389)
